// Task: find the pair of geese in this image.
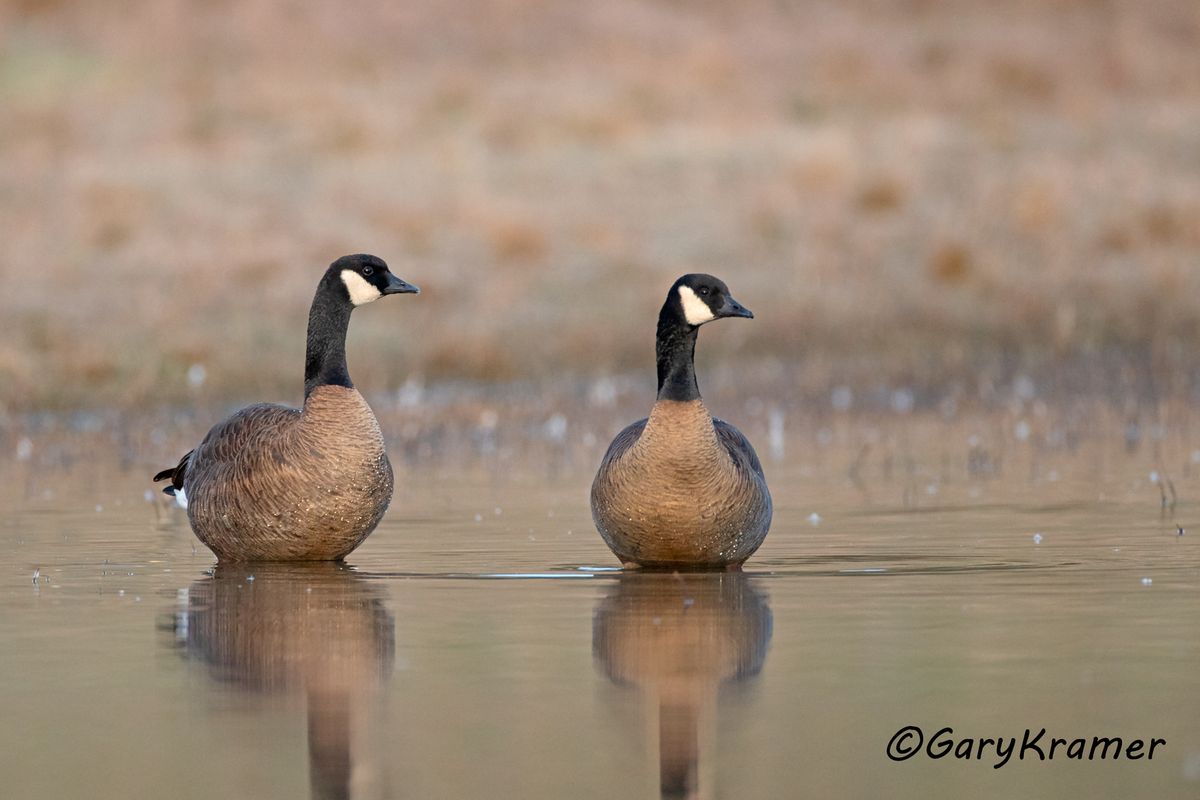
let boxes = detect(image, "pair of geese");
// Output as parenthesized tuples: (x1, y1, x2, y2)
(154, 254, 772, 569)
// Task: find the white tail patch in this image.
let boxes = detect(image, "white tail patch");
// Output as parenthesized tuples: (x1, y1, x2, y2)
(341, 270, 383, 306)
(678, 285, 716, 325)
(174, 487, 189, 510)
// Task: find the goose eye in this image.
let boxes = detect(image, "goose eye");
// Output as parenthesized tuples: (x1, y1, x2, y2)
(362, 265, 375, 277)
(698, 286, 710, 296)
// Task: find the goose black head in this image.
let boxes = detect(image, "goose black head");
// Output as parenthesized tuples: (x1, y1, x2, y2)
(669, 274, 753, 327)
(330, 254, 420, 307)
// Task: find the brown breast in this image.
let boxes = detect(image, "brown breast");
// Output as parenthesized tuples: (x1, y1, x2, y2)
(185, 385, 394, 561)
(591, 400, 771, 567)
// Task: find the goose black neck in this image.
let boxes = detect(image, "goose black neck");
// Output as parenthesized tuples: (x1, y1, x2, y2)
(304, 278, 353, 398)
(656, 304, 700, 403)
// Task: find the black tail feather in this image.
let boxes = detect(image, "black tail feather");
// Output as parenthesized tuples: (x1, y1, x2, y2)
(153, 450, 193, 494)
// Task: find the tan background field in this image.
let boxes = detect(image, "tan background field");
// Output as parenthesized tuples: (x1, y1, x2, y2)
(1, 0, 1198, 413)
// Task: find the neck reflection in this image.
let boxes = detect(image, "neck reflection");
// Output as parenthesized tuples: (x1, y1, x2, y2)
(169, 563, 394, 800)
(593, 572, 773, 799)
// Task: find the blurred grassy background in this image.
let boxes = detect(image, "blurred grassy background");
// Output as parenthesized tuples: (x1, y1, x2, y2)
(1, 0, 1198, 414)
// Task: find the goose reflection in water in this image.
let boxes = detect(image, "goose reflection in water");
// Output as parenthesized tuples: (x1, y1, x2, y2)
(168, 563, 394, 800)
(593, 572, 772, 800)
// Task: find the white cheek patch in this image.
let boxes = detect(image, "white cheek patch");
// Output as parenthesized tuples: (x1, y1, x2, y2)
(678, 285, 716, 325)
(341, 270, 383, 306)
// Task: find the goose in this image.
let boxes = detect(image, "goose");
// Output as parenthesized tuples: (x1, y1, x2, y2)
(153, 254, 418, 561)
(590, 274, 771, 569)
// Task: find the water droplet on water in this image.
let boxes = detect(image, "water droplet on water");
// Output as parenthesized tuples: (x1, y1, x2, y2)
(891, 388, 915, 414)
(589, 378, 617, 408)
(768, 408, 786, 461)
(831, 386, 853, 411)
(187, 363, 207, 388)
(396, 375, 424, 407)
(543, 414, 568, 442)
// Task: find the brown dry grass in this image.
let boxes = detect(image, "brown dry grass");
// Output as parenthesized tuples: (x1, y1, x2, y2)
(0, 0, 1198, 413)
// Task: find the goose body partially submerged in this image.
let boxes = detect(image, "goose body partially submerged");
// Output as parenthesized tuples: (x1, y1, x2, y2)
(154, 254, 419, 561)
(591, 274, 772, 569)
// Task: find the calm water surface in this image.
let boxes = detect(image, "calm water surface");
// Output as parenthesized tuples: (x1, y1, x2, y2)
(2, 424, 1199, 799)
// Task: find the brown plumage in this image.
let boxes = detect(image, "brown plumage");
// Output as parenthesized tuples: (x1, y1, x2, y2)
(593, 400, 771, 567)
(591, 274, 771, 569)
(168, 387, 393, 560)
(154, 254, 419, 562)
